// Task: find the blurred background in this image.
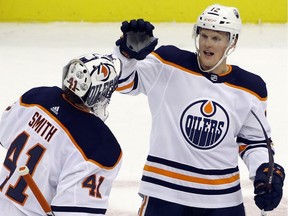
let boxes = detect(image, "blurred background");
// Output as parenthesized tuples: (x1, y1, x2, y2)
(0, 0, 287, 23)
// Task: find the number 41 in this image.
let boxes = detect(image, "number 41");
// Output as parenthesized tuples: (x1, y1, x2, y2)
(82, 174, 105, 198)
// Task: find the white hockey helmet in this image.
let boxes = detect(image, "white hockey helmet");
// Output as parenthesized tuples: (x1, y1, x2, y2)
(62, 53, 121, 120)
(194, 4, 242, 43)
(193, 4, 242, 72)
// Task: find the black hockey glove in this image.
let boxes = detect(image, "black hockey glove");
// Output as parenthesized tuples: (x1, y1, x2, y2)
(115, 19, 158, 60)
(254, 163, 285, 211)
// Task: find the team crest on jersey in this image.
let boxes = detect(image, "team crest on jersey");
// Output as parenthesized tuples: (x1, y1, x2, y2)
(180, 100, 229, 150)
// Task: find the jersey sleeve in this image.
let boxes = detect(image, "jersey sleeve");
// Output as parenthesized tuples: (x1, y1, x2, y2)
(51, 150, 122, 215)
(237, 96, 272, 179)
(0, 100, 20, 149)
(113, 46, 164, 95)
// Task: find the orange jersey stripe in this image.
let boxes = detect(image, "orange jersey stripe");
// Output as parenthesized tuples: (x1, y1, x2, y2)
(152, 52, 202, 77)
(116, 80, 134, 92)
(224, 82, 267, 101)
(144, 165, 239, 185)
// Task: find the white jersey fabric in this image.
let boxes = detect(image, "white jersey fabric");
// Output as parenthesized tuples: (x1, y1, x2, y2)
(0, 86, 122, 216)
(114, 45, 271, 209)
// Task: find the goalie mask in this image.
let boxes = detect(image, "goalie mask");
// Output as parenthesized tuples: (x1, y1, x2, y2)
(193, 4, 242, 72)
(62, 53, 122, 121)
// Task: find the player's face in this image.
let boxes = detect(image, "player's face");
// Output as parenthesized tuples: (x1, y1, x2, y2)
(198, 29, 230, 73)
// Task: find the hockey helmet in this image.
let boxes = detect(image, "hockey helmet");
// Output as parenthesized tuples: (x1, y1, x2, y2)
(193, 4, 242, 73)
(194, 4, 242, 43)
(62, 53, 121, 110)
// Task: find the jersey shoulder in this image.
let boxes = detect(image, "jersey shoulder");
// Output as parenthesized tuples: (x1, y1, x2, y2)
(153, 45, 199, 71)
(21, 86, 122, 168)
(154, 47, 267, 100)
(229, 66, 267, 99)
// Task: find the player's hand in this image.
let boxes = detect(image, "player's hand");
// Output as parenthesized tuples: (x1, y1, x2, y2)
(254, 163, 285, 211)
(115, 19, 158, 60)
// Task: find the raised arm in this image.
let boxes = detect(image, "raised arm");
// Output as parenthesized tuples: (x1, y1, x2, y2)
(115, 19, 158, 60)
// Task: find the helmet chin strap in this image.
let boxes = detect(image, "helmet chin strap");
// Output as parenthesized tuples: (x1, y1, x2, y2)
(195, 36, 237, 73)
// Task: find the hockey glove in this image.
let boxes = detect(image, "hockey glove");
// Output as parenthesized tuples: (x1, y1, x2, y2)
(115, 19, 158, 60)
(254, 163, 285, 211)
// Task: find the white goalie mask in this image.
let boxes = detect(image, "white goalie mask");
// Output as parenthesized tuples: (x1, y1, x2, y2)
(62, 53, 122, 121)
(193, 4, 242, 72)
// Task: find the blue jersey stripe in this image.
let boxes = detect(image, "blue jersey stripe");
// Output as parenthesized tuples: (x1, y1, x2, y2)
(51, 205, 106, 214)
(147, 155, 238, 175)
(142, 176, 241, 195)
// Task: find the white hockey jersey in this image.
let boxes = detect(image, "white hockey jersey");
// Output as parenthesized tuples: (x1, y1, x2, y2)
(0, 86, 122, 216)
(114, 45, 272, 208)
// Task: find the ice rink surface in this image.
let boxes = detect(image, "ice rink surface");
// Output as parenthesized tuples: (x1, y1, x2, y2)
(0, 22, 287, 215)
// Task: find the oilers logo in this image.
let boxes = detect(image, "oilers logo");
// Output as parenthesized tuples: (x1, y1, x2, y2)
(95, 63, 111, 82)
(180, 100, 229, 149)
(79, 55, 112, 82)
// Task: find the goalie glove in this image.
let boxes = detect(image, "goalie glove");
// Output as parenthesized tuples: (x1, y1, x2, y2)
(115, 19, 158, 60)
(254, 163, 285, 211)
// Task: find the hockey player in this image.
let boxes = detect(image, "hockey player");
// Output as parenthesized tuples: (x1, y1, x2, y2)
(0, 53, 122, 215)
(114, 4, 285, 216)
